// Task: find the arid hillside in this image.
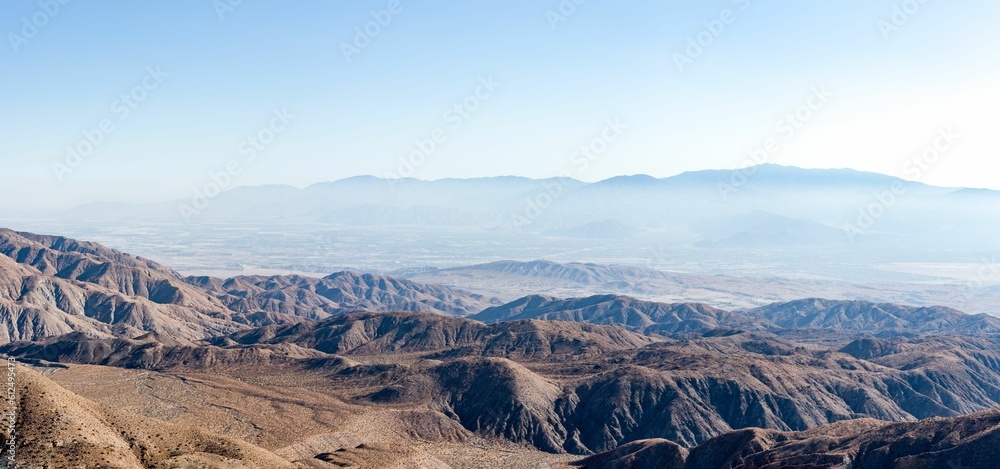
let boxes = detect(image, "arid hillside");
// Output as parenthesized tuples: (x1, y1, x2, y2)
(4, 228, 1000, 468)
(0, 228, 497, 344)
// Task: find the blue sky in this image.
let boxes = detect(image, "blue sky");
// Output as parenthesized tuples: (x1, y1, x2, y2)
(2, 0, 999, 208)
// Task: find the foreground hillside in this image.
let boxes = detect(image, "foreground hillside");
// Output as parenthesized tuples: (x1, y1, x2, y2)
(1, 365, 295, 468)
(11, 311, 1000, 458)
(9, 359, 1000, 468)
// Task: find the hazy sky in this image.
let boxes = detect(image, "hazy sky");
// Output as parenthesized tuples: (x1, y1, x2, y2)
(2, 0, 999, 209)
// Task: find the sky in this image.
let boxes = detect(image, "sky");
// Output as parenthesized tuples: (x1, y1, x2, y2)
(2, 0, 999, 209)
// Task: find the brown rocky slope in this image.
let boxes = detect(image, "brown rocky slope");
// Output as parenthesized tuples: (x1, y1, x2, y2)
(10, 313, 1000, 457)
(0, 228, 500, 344)
(579, 408, 1000, 468)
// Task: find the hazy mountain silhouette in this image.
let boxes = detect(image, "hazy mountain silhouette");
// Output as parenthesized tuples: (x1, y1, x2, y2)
(63, 165, 1000, 251)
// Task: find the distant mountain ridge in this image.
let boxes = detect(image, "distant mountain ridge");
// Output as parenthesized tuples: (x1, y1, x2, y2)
(185, 270, 498, 321)
(474, 294, 1000, 337)
(211, 311, 659, 358)
(471, 294, 768, 334)
(746, 298, 1000, 335)
(64, 165, 1000, 249)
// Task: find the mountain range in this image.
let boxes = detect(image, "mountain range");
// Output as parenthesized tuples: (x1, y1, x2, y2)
(10, 310, 1000, 466)
(6, 227, 1000, 346)
(5, 227, 1000, 467)
(62, 165, 1000, 248)
(0, 228, 493, 344)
